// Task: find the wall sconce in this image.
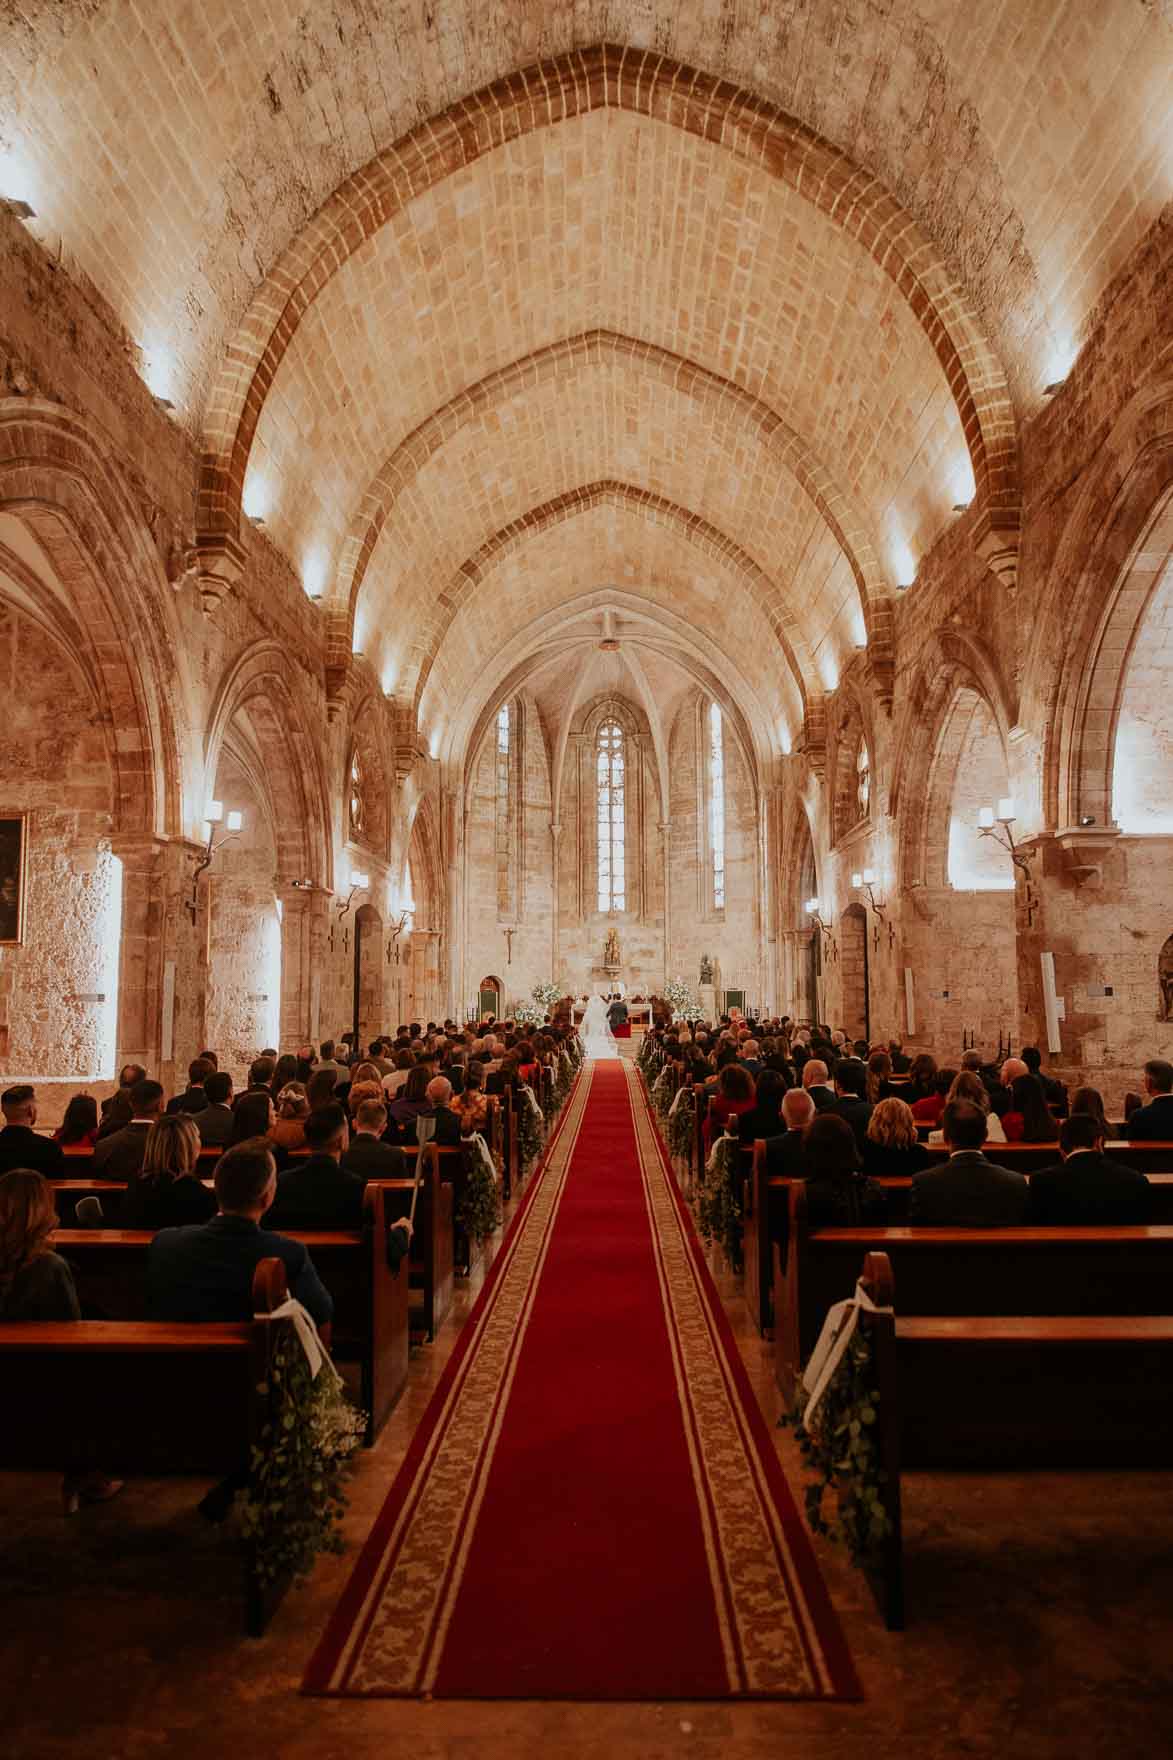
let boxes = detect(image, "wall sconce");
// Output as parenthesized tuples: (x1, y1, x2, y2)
(186, 800, 244, 921)
(386, 902, 415, 965)
(804, 896, 836, 958)
(330, 867, 369, 954)
(977, 798, 1038, 923)
(850, 867, 886, 919)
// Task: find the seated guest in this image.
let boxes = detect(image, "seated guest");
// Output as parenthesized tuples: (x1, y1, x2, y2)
(314, 1039, 347, 1084)
(268, 1053, 300, 1100)
(264, 1103, 363, 1229)
(0, 1169, 123, 1510)
(149, 1140, 336, 1323)
(800, 1059, 838, 1113)
(887, 1039, 912, 1075)
(53, 1092, 99, 1150)
(830, 1060, 873, 1152)
(909, 1100, 1029, 1226)
(862, 1097, 932, 1177)
(1001, 1073, 1059, 1143)
(0, 1085, 66, 1177)
(381, 1048, 417, 1098)
(865, 1050, 894, 1104)
(737, 1067, 787, 1146)
(738, 1039, 763, 1078)
(234, 1057, 277, 1110)
(928, 1071, 1006, 1143)
(1021, 1045, 1068, 1117)
(910, 1069, 956, 1129)
(764, 1088, 816, 1178)
(97, 1064, 146, 1136)
(704, 1063, 756, 1153)
(268, 1081, 310, 1153)
(422, 1077, 464, 1146)
(452, 1062, 491, 1137)
(230, 1088, 275, 1145)
(91, 1079, 164, 1176)
(306, 1067, 339, 1113)
(196, 1070, 236, 1146)
(1069, 1085, 1111, 1140)
(345, 1078, 385, 1120)
(442, 1045, 468, 1096)
(802, 1114, 887, 1228)
(986, 1056, 1029, 1118)
(387, 1065, 433, 1144)
(759, 1038, 795, 1085)
(1027, 1114, 1150, 1225)
(166, 1056, 213, 1115)
(903, 1053, 938, 1106)
(342, 1099, 408, 1181)
(123, 1114, 216, 1229)
(1125, 1059, 1173, 1141)
(515, 1041, 541, 1087)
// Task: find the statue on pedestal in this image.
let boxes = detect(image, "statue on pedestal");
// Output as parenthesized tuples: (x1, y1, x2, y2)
(604, 925, 621, 969)
(699, 953, 713, 985)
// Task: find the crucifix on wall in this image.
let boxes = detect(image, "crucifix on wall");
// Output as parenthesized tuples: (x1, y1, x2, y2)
(504, 927, 515, 965)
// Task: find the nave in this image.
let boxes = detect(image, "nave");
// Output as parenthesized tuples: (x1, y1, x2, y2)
(4, 1046, 1172, 1760)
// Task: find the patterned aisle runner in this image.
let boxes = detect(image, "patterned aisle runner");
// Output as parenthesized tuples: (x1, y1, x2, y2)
(304, 1059, 859, 1700)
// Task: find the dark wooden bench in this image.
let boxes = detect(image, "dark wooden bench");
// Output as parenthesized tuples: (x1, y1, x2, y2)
(371, 1146, 454, 1341)
(0, 1259, 296, 1634)
(744, 1142, 1173, 1339)
(851, 1251, 1173, 1629)
(774, 1182, 1173, 1398)
(52, 1184, 410, 1444)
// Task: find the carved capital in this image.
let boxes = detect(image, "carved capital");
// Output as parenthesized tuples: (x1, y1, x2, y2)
(971, 504, 1021, 590)
(193, 530, 247, 616)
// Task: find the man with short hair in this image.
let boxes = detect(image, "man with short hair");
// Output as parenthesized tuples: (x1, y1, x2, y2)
(887, 1039, 911, 1075)
(0, 1084, 65, 1176)
(960, 1049, 985, 1075)
(98, 1063, 147, 1136)
(264, 1102, 364, 1229)
(341, 1099, 408, 1181)
(197, 1070, 236, 1146)
(831, 1059, 874, 1152)
(909, 1099, 1029, 1226)
(423, 1075, 463, 1146)
(314, 1040, 346, 1084)
(92, 1079, 165, 1175)
(1125, 1060, 1173, 1141)
(167, 1056, 214, 1115)
(764, 1087, 815, 1179)
(1021, 1045, 1068, 1117)
(801, 1058, 837, 1113)
(1028, 1114, 1150, 1224)
(738, 1039, 763, 1077)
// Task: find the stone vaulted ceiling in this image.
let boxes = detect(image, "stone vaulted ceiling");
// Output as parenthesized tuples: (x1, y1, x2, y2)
(1, 1, 1169, 767)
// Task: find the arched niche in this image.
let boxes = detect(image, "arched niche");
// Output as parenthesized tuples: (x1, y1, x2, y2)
(1110, 539, 1173, 834)
(924, 689, 1014, 892)
(839, 904, 870, 1043)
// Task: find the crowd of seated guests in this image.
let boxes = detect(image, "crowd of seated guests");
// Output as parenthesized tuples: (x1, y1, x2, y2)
(643, 1013, 1166, 1231)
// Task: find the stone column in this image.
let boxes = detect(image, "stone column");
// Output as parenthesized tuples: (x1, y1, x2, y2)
(549, 820, 562, 986)
(658, 819, 672, 987)
(111, 834, 207, 1093)
(444, 788, 461, 1020)
(277, 881, 330, 1049)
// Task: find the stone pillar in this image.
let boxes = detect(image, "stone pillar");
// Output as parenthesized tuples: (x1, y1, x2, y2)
(444, 788, 461, 1020)
(112, 834, 207, 1094)
(658, 819, 671, 987)
(277, 882, 330, 1049)
(549, 820, 562, 986)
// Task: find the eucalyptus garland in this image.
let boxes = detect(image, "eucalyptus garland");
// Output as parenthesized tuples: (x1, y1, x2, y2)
(555, 1048, 574, 1101)
(696, 1133, 743, 1270)
(241, 1328, 366, 1589)
(780, 1328, 892, 1567)
(650, 1062, 675, 1120)
(516, 1084, 545, 1174)
(666, 1088, 696, 1162)
(457, 1135, 502, 1245)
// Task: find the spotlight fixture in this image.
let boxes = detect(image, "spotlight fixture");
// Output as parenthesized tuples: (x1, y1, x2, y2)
(0, 196, 35, 220)
(1043, 382, 1064, 396)
(1079, 815, 1096, 828)
(152, 393, 175, 412)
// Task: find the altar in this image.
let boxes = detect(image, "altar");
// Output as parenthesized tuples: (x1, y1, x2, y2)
(571, 998, 653, 1031)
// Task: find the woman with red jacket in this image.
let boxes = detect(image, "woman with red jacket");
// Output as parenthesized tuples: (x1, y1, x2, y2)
(703, 1063, 756, 1154)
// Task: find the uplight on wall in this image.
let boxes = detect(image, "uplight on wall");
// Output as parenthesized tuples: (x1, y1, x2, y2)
(242, 475, 271, 525)
(778, 721, 792, 756)
(302, 546, 330, 601)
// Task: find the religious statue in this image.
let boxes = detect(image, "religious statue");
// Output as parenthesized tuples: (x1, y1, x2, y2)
(699, 953, 713, 985)
(604, 925, 621, 968)
(1159, 933, 1173, 1022)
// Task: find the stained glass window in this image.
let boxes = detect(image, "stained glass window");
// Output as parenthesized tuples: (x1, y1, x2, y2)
(596, 720, 625, 913)
(709, 702, 726, 911)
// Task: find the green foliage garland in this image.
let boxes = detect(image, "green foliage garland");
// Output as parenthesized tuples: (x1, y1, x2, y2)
(555, 1048, 574, 1101)
(241, 1329, 366, 1589)
(650, 1062, 675, 1120)
(780, 1328, 892, 1567)
(667, 1088, 695, 1162)
(696, 1133, 743, 1270)
(457, 1138, 502, 1245)
(517, 1084, 545, 1173)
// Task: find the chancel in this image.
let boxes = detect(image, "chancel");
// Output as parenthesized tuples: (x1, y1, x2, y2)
(1, 3, 1172, 1756)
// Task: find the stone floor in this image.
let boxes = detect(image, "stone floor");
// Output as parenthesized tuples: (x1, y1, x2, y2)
(4, 1102, 1173, 1759)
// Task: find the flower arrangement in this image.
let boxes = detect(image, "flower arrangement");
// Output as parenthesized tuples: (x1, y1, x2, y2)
(781, 1332, 891, 1567)
(512, 999, 545, 1027)
(696, 1132, 743, 1270)
(650, 1061, 675, 1120)
(667, 1085, 696, 1162)
(532, 980, 563, 1012)
(663, 978, 704, 1022)
(457, 1134, 501, 1246)
(516, 1083, 545, 1173)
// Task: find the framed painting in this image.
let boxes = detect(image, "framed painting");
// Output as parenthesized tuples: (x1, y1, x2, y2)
(0, 813, 28, 945)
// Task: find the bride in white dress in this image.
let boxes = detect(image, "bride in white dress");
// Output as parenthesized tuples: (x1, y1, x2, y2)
(580, 992, 617, 1060)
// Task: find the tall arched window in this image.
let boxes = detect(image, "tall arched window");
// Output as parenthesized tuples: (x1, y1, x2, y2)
(348, 747, 365, 840)
(596, 719, 626, 913)
(495, 702, 514, 918)
(708, 701, 726, 911)
(856, 739, 871, 819)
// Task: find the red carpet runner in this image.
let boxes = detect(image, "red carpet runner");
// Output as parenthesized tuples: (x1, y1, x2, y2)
(304, 1061, 859, 1700)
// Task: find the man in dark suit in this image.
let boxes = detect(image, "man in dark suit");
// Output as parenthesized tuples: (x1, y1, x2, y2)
(909, 1099, 1029, 1226)
(1027, 1114, 1150, 1225)
(92, 1079, 165, 1176)
(1021, 1045, 1068, 1117)
(342, 1098, 409, 1181)
(801, 1059, 838, 1113)
(887, 1041, 911, 1075)
(422, 1077, 464, 1146)
(607, 996, 629, 1033)
(97, 1064, 146, 1137)
(831, 1060, 873, 1153)
(1126, 1059, 1173, 1141)
(166, 1056, 213, 1116)
(196, 1070, 236, 1146)
(231, 1056, 276, 1119)
(264, 1102, 364, 1230)
(0, 1085, 65, 1177)
(763, 1088, 815, 1178)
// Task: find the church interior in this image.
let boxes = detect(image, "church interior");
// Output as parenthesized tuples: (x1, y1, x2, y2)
(1, 3, 1172, 1755)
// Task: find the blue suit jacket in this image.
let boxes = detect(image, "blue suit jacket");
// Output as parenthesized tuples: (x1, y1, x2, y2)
(146, 1212, 333, 1327)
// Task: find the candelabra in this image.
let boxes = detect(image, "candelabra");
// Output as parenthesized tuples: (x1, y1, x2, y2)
(186, 801, 243, 922)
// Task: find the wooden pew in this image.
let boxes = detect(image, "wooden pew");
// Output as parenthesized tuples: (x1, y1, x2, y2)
(0, 1259, 296, 1634)
(853, 1251, 1173, 1629)
(51, 1186, 410, 1444)
(744, 1143, 1173, 1339)
(774, 1181, 1173, 1399)
(371, 1145, 455, 1341)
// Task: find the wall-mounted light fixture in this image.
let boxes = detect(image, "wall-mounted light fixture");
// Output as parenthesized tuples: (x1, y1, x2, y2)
(850, 867, 886, 918)
(0, 196, 36, 221)
(977, 798, 1038, 923)
(186, 800, 244, 921)
(386, 901, 415, 965)
(804, 896, 836, 959)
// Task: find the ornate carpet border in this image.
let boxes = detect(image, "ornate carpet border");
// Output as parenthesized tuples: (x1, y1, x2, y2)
(625, 1063, 862, 1701)
(303, 1065, 592, 1697)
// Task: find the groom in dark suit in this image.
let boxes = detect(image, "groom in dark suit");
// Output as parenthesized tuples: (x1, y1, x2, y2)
(607, 995, 629, 1032)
